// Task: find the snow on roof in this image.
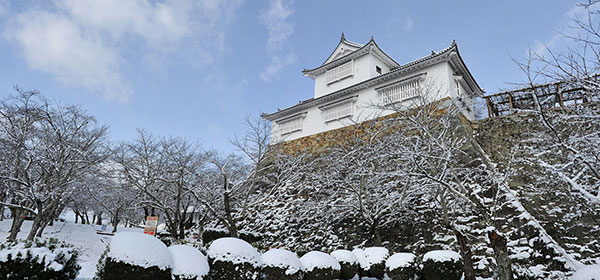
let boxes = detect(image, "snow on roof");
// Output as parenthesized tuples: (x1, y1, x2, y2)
(168, 245, 209, 279)
(422, 250, 462, 263)
(570, 264, 600, 280)
(330, 249, 358, 265)
(108, 232, 172, 270)
(207, 237, 262, 267)
(299, 251, 341, 271)
(386, 253, 416, 271)
(261, 248, 303, 275)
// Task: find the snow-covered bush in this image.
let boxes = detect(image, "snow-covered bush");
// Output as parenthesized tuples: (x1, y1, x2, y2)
(0, 238, 80, 280)
(385, 252, 417, 280)
(168, 245, 209, 280)
(299, 251, 341, 280)
(261, 248, 303, 280)
(351, 248, 368, 278)
(420, 250, 463, 280)
(206, 237, 262, 280)
(570, 264, 600, 280)
(330, 249, 359, 280)
(95, 232, 172, 280)
(363, 247, 389, 279)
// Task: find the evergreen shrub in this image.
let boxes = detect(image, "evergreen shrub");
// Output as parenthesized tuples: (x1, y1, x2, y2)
(420, 250, 463, 280)
(0, 238, 80, 280)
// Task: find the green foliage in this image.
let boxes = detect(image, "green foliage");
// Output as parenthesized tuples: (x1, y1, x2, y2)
(303, 267, 340, 280)
(420, 258, 463, 280)
(386, 264, 418, 280)
(0, 238, 80, 280)
(98, 257, 171, 280)
(261, 265, 304, 280)
(201, 228, 263, 245)
(366, 262, 386, 279)
(206, 259, 260, 280)
(201, 228, 229, 244)
(337, 261, 359, 280)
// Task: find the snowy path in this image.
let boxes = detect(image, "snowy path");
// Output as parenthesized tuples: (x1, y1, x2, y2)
(0, 220, 143, 279)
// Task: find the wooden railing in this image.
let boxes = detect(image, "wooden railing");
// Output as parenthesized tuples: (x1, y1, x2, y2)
(485, 76, 599, 118)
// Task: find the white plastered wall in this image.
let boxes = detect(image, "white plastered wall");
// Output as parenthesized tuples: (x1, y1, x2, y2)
(271, 61, 470, 143)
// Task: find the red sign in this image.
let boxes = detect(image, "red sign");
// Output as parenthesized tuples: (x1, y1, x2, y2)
(144, 216, 158, 236)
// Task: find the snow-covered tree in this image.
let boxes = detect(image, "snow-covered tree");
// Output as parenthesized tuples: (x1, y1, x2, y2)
(194, 116, 306, 238)
(0, 89, 109, 241)
(115, 130, 206, 239)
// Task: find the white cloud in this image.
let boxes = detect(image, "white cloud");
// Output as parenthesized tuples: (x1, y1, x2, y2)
(260, 0, 295, 82)
(4, 0, 242, 101)
(260, 53, 297, 81)
(532, 2, 600, 57)
(403, 17, 414, 31)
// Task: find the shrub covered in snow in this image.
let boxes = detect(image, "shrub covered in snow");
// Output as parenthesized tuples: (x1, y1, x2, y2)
(299, 251, 341, 280)
(351, 248, 368, 278)
(420, 250, 463, 280)
(570, 264, 600, 280)
(261, 248, 304, 280)
(95, 232, 172, 280)
(330, 249, 359, 280)
(206, 237, 262, 280)
(362, 247, 389, 279)
(385, 252, 417, 280)
(168, 245, 209, 280)
(0, 238, 80, 280)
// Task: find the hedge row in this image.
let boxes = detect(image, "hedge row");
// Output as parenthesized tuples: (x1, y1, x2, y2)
(94, 233, 464, 280)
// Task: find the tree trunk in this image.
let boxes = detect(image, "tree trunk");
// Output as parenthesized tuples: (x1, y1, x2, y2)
(36, 217, 51, 237)
(112, 213, 119, 233)
(74, 211, 79, 224)
(454, 228, 476, 280)
(96, 211, 103, 225)
(488, 230, 514, 280)
(84, 212, 90, 224)
(8, 211, 26, 241)
(27, 213, 43, 240)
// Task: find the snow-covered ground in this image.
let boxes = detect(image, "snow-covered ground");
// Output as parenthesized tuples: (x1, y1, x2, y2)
(0, 219, 143, 279)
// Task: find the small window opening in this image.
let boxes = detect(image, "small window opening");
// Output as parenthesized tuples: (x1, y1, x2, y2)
(376, 66, 382, 74)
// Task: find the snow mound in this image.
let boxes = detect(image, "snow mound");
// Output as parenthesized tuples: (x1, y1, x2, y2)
(570, 264, 600, 280)
(261, 248, 302, 275)
(386, 253, 416, 271)
(352, 248, 369, 270)
(299, 251, 341, 271)
(168, 245, 209, 279)
(207, 237, 261, 267)
(330, 249, 358, 264)
(364, 247, 389, 266)
(108, 232, 172, 270)
(422, 250, 461, 263)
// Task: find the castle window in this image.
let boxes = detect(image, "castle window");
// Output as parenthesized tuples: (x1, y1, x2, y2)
(321, 99, 355, 122)
(278, 115, 304, 135)
(376, 66, 382, 74)
(380, 79, 421, 105)
(326, 60, 353, 84)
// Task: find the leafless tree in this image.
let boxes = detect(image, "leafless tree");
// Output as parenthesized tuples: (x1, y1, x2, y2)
(0, 88, 109, 241)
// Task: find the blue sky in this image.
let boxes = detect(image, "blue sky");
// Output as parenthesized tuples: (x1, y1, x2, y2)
(0, 0, 583, 152)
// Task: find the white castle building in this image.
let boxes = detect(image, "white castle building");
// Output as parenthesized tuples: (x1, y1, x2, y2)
(262, 34, 483, 143)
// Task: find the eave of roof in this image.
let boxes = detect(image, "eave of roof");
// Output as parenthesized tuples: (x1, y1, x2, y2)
(263, 41, 484, 121)
(302, 37, 400, 78)
(321, 33, 364, 65)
